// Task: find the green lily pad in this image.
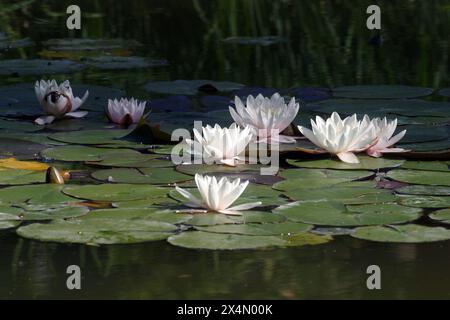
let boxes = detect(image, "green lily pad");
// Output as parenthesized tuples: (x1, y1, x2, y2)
(398, 140, 450, 152)
(81, 208, 192, 224)
(287, 157, 404, 170)
(280, 232, 332, 246)
(111, 198, 178, 208)
(396, 185, 450, 196)
(0, 137, 48, 160)
(17, 218, 175, 245)
(0, 59, 85, 75)
(62, 184, 169, 202)
(167, 231, 285, 250)
(0, 220, 21, 230)
(41, 145, 141, 162)
(0, 169, 45, 185)
(0, 119, 41, 133)
(48, 129, 132, 145)
(91, 168, 191, 185)
(332, 85, 433, 99)
(86, 152, 172, 168)
(400, 125, 449, 144)
(9, 205, 89, 221)
(274, 201, 420, 226)
(401, 161, 449, 172)
(387, 169, 450, 186)
(144, 80, 244, 95)
(0, 184, 76, 205)
(85, 56, 168, 70)
(282, 183, 396, 204)
(352, 224, 450, 243)
(273, 168, 372, 191)
(429, 209, 450, 224)
(195, 221, 311, 236)
(398, 195, 450, 208)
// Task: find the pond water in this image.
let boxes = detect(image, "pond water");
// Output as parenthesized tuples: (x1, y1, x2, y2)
(0, 0, 449, 299)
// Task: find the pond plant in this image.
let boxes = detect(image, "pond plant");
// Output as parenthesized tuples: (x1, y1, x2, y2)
(0, 76, 448, 251)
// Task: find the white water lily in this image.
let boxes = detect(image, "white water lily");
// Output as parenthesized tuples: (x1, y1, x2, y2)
(34, 79, 89, 125)
(175, 174, 262, 215)
(186, 123, 253, 166)
(229, 93, 300, 144)
(106, 98, 146, 125)
(366, 117, 408, 157)
(298, 112, 376, 164)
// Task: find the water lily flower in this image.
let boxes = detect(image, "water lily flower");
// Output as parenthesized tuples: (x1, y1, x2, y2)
(229, 93, 300, 144)
(34, 79, 89, 125)
(298, 112, 376, 164)
(106, 98, 146, 125)
(175, 174, 262, 215)
(186, 123, 253, 166)
(366, 117, 408, 157)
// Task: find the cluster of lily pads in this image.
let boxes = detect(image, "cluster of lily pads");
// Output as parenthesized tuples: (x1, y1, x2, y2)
(0, 76, 449, 249)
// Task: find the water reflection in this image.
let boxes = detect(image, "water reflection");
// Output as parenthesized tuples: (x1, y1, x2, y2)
(2, 232, 450, 299)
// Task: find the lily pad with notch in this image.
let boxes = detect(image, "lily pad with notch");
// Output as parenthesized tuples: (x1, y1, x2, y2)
(17, 218, 175, 245)
(352, 224, 450, 243)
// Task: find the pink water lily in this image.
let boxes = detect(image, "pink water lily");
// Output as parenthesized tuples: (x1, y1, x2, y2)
(366, 117, 409, 157)
(229, 93, 300, 144)
(34, 79, 89, 125)
(106, 98, 146, 125)
(175, 174, 262, 215)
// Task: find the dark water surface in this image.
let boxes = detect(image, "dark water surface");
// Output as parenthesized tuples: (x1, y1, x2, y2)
(0, 0, 449, 299)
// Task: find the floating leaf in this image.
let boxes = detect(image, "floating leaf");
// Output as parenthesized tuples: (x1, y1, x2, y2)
(387, 169, 450, 186)
(290, 87, 331, 102)
(280, 232, 332, 246)
(149, 95, 193, 113)
(0, 184, 75, 205)
(86, 152, 172, 168)
(274, 201, 420, 226)
(352, 224, 450, 243)
(401, 160, 449, 172)
(0, 59, 85, 75)
(222, 36, 286, 46)
(0, 158, 48, 171)
(62, 184, 169, 202)
(287, 157, 404, 170)
(438, 88, 450, 97)
(282, 183, 396, 204)
(0, 220, 21, 230)
(8, 205, 89, 221)
(398, 195, 450, 208)
(429, 209, 450, 224)
(307, 99, 450, 119)
(332, 85, 433, 99)
(48, 129, 130, 145)
(85, 56, 168, 70)
(144, 80, 244, 95)
(396, 185, 450, 196)
(195, 222, 311, 236)
(167, 231, 285, 250)
(81, 208, 192, 224)
(0, 169, 45, 185)
(273, 168, 372, 191)
(91, 168, 191, 184)
(43, 38, 142, 51)
(17, 218, 175, 245)
(41, 145, 140, 162)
